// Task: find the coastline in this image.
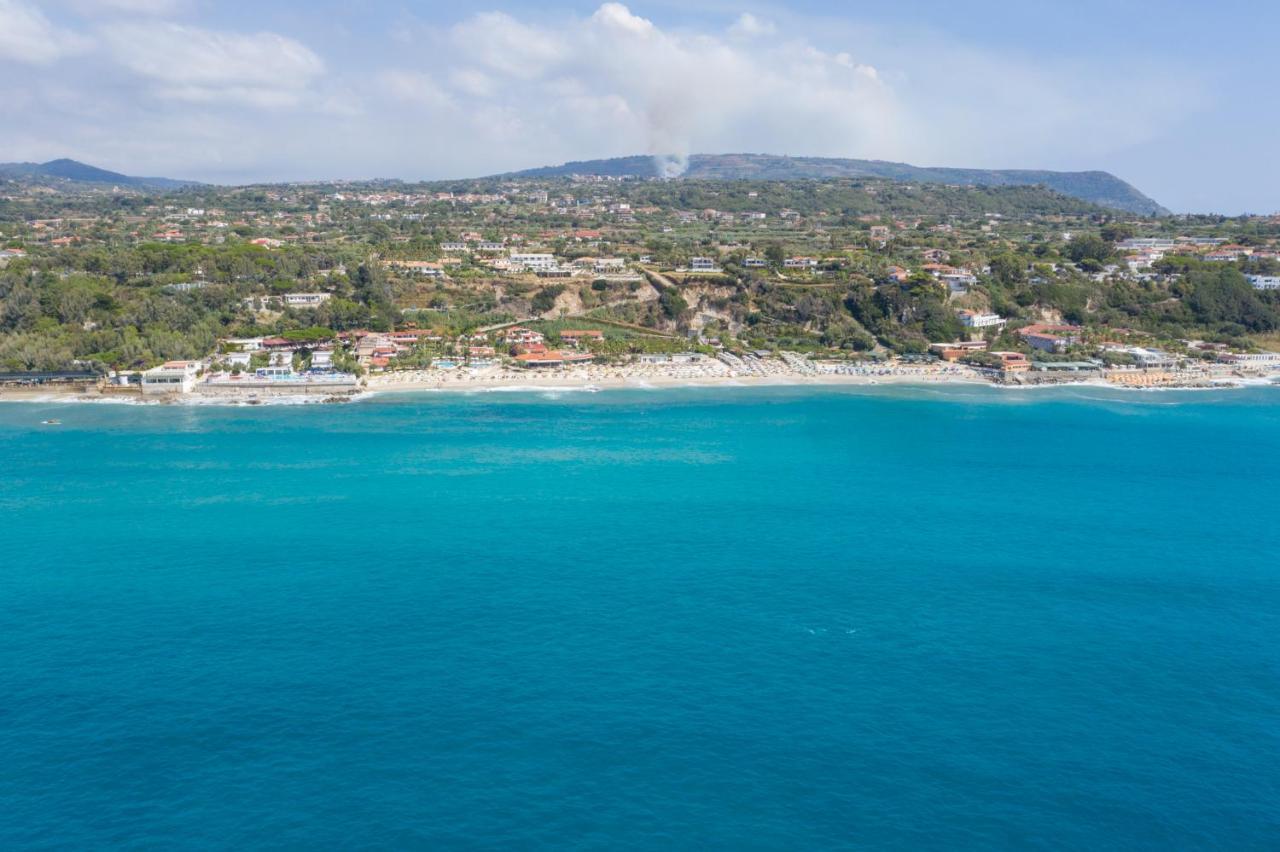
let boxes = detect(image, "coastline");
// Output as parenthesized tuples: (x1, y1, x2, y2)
(2, 365, 1274, 407)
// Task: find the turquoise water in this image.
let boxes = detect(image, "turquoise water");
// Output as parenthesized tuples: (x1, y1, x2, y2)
(2, 386, 1279, 849)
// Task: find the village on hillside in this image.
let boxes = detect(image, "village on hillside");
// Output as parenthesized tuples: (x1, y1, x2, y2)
(2, 173, 1279, 399)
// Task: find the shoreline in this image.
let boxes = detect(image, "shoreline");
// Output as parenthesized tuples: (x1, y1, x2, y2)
(2, 368, 1274, 407)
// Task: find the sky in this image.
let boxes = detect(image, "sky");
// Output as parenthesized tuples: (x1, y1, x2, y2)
(1, 0, 1275, 213)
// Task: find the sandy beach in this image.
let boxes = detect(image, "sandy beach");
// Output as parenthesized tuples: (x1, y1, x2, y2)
(3, 358, 1272, 405)
(362, 359, 994, 395)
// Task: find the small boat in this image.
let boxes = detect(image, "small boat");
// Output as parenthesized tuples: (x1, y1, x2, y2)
(40, 419, 62, 426)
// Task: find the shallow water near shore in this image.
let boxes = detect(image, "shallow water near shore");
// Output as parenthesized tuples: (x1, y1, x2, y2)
(2, 385, 1279, 848)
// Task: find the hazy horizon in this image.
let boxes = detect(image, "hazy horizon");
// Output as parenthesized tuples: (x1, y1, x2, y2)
(2, 1, 1276, 215)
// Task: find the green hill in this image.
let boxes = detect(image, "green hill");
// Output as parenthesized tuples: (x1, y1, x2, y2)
(0, 158, 199, 190)
(505, 153, 1168, 216)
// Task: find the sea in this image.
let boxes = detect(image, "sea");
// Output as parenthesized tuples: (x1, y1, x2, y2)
(2, 385, 1278, 849)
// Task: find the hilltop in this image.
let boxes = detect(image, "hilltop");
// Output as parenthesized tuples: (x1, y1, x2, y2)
(503, 153, 1168, 216)
(0, 159, 200, 191)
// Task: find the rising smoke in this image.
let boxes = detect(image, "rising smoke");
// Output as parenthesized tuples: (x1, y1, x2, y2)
(652, 153, 689, 178)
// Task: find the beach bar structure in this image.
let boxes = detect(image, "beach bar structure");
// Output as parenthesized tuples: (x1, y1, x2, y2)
(0, 371, 100, 386)
(141, 361, 200, 395)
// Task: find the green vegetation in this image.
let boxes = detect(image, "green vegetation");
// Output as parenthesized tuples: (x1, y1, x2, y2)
(1, 170, 1277, 371)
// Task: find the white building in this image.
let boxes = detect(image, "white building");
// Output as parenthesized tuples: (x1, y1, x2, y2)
(1247, 275, 1280, 291)
(141, 361, 199, 395)
(283, 293, 332, 308)
(940, 272, 977, 294)
(1219, 351, 1280, 367)
(510, 253, 558, 272)
(958, 310, 1007, 330)
(689, 257, 721, 272)
(1118, 238, 1177, 251)
(593, 258, 626, 273)
(386, 260, 444, 278)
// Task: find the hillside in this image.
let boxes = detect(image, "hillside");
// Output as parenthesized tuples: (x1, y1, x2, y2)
(505, 153, 1168, 216)
(0, 158, 199, 191)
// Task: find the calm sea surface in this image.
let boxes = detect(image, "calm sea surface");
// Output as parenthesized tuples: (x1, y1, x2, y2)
(2, 385, 1279, 849)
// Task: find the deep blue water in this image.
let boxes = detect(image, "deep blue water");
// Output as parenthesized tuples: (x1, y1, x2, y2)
(2, 385, 1279, 849)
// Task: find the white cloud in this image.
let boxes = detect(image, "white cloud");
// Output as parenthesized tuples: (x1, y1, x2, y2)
(729, 13, 776, 38)
(417, 3, 900, 170)
(448, 68, 497, 99)
(450, 11, 564, 76)
(376, 70, 453, 109)
(101, 22, 324, 107)
(64, 0, 184, 14)
(591, 2, 656, 37)
(0, 0, 90, 64)
(0, 1, 1211, 204)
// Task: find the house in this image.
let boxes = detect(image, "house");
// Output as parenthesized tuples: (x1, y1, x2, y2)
(1103, 345, 1177, 368)
(593, 257, 626, 273)
(503, 327, 545, 347)
(689, 257, 721, 272)
(1018, 323, 1082, 353)
(1247, 275, 1280, 291)
(929, 341, 988, 362)
(784, 257, 819, 270)
(1203, 245, 1250, 262)
(283, 293, 331, 308)
(990, 351, 1031, 373)
(1118, 238, 1177, 252)
(225, 352, 252, 368)
(559, 330, 605, 347)
(1124, 251, 1164, 272)
(141, 361, 199, 394)
(958, 310, 1006, 330)
(388, 330, 436, 346)
(385, 260, 445, 278)
(509, 252, 557, 272)
(1024, 333, 1075, 353)
(250, 237, 283, 249)
(515, 349, 595, 367)
(1217, 351, 1280, 368)
(742, 257, 768, 268)
(309, 351, 334, 370)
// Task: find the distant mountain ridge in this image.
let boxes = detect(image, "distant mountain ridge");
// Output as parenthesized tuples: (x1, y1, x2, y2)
(503, 153, 1168, 216)
(0, 158, 199, 190)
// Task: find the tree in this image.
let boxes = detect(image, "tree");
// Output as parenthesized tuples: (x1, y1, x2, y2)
(1065, 234, 1112, 264)
(989, 253, 1026, 286)
(1101, 223, 1136, 243)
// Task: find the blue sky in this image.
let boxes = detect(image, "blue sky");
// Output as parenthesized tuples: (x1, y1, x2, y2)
(1, 0, 1274, 213)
